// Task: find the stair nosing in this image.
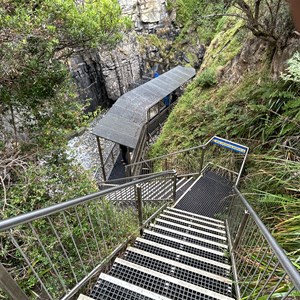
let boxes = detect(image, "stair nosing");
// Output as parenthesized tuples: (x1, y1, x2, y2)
(150, 224, 228, 250)
(155, 217, 227, 242)
(143, 229, 225, 257)
(136, 237, 231, 270)
(99, 273, 172, 300)
(162, 211, 226, 232)
(114, 258, 235, 300)
(168, 207, 225, 224)
(127, 246, 232, 284)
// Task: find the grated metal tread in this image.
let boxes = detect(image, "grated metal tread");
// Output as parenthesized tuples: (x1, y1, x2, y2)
(109, 259, 234, 300)
(159, 214, 227, 240)
(155, 219, 227, 244)
(161, 212, 226, 235)
(149, 224, 227, 253)
(175, 171, 233, 218)
(167, 207, 225, 225)
(90, 274, 172, 300)
(134, 238, 231, 277)
(142, 230, 229, 264)
(123, 248, 232, 296)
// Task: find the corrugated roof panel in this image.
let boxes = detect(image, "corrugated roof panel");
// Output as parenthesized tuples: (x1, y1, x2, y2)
(92, 66, 195, 148)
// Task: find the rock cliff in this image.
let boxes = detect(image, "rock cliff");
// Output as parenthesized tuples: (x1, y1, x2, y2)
(70, 0, 170, 112)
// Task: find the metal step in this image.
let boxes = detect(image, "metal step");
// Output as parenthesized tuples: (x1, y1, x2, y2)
(155, 218, 227, 244)
(142, 229, 229, 264)
(161, 212, 226, 234)
(109, 258, 234, 300)
(90, 273, 172, 300)
(149, 224, 227, 252)
(167, 207, 225, 224)
(159, 214, 227, 240)
(124, 247, 232, 296)
(134, 238, 231, 277)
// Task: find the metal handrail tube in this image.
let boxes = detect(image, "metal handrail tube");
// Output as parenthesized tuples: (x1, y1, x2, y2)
(233, 186, 300, 291)
(0, 170, 176, 232)
(126, 144, 206, 169)
(99, 169, 176, 184)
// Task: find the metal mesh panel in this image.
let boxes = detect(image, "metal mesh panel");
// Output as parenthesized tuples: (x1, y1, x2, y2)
(124, 251, 232, 296)
(142, 233, 228, 264)
(109, 263, 218, 300)
(175, 171, 233, 219)
(90, 279, 154, 300)
(150, 226, 226, 252)
(134, 240, 230, 277)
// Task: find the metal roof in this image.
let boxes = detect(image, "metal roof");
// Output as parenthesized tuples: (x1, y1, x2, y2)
(92, 66, 195, 148)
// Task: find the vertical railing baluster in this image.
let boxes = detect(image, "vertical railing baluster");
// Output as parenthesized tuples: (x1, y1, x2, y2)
(47, 216, 78, 283)
(29, 223, 68, 294)
(84, 204, 102, 258)
(9, 232, 54, 300)
(62, 212, 87, 276)
(74, 207, 96, 268)
(282, 286, 295, 300)
(266, 272, 287, 300)
(172, 172, 177, 202)
(241, 243, 269, 298)
(233, 210, 249, 250)
(94, 200, 109, 255)
(135, 185, 143, 235)
(254, 260, 280, 300)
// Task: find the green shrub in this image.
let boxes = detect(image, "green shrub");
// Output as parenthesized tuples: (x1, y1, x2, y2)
(196, 68, 218, 88)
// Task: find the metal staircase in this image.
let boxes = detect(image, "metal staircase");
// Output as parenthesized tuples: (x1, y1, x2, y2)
(1, 137, 300, 300)
(90, 206, 233, 300)
(88, 168, 234, 300)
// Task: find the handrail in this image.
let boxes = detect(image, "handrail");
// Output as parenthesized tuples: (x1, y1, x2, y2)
(233, 186, 300, 292)
(99, 170, 175, 185)
(126, 144, 206, 169)
(126, 135, 249, 186)
(0, 170, 176, 232)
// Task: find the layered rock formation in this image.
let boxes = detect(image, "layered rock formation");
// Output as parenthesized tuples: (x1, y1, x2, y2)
(70, 34, 142, 111)
(70, 0, 172, 112)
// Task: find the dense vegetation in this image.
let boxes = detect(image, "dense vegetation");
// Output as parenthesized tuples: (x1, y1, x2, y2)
(151, 0, 300, 264)
(0, 0, 131, 214)
(0, 2, 131, 298)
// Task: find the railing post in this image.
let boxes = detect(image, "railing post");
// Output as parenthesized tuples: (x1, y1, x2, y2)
(0, 263, 29, 300)
(164, 158, 168, 171)
(135, 185, 143, 235)
(172, 172, 177, 202)
(233, 210, 249, 250)
(199, 145, 206, 174)
(96, 137, 106, 182)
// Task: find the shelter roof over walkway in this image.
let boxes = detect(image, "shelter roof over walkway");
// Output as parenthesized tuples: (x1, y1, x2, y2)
(92, 66, 195, 149)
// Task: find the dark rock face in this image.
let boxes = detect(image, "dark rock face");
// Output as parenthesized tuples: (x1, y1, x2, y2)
(69, 34, 142, 112)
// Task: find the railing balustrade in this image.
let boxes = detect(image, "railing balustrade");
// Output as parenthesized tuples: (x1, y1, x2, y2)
(0, 171, 176, 300)
(126, 136, 249, 185)
(227, 187, 300, 299)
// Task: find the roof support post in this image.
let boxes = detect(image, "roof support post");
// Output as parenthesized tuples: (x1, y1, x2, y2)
(96, 136, 106, 182)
